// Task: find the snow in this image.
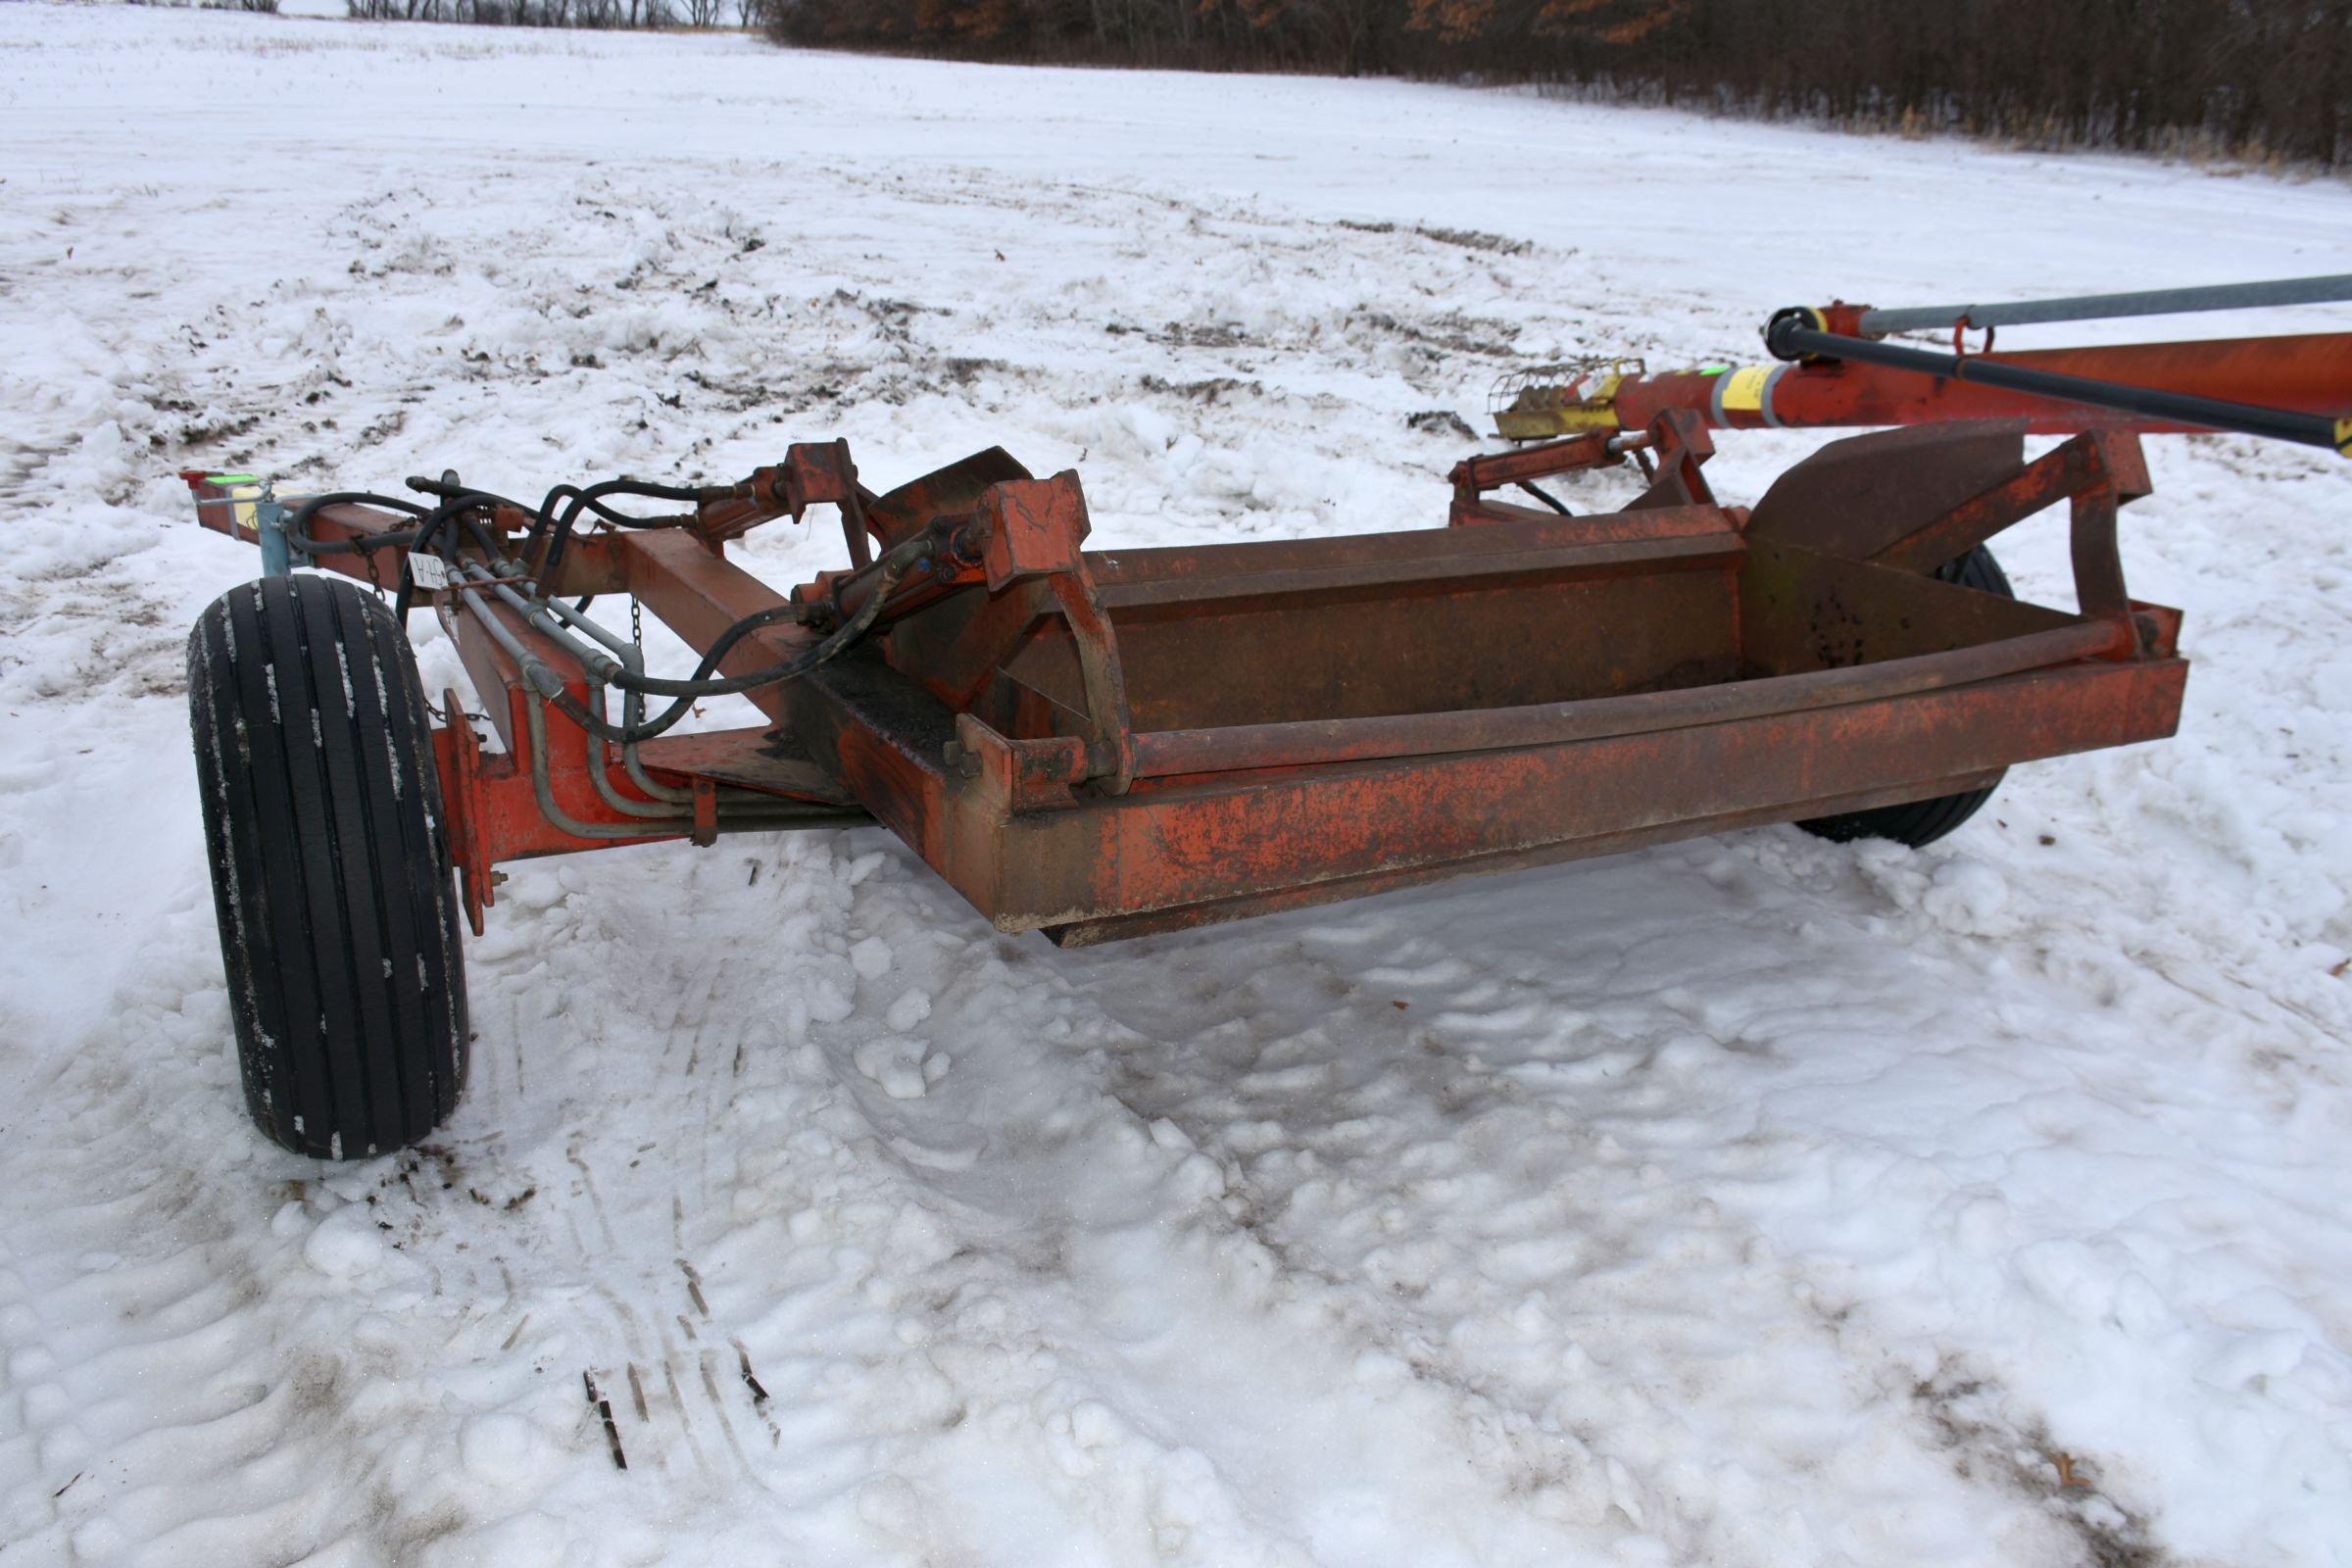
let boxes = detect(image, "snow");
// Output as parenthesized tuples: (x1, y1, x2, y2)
(2, 4, 2350, 1564)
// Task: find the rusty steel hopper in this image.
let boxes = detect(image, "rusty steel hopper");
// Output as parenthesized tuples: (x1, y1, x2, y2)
(716, 416, 2180, 944)
(176, 280, 2348, 1157)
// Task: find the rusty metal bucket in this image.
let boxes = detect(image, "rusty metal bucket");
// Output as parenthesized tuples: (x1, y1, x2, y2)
(750, 416, 2183, 944)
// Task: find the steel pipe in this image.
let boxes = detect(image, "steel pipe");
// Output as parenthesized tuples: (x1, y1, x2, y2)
(1766, 318, 2348, 453)
(1858, 273, 2352, 335)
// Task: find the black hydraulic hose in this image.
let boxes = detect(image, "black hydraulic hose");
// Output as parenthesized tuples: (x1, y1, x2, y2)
(387, 490, 518, 621)
(395, 473, 693, 600)
(541, 541, 922, 746)
(406, 475, 541, 558)
(607, 607, 816, 697)
(388, 469, 716, 608)
(419, 490, 520, 562)
(519, 483, 587, 582)
(532, 477, 707, 594)
(629, 530, 934, 698)
(1766, 313, 2352, 454)
(519, 483, 630, 579)
(1518, 480, 1571, 514)
(285, 491, 432, 556)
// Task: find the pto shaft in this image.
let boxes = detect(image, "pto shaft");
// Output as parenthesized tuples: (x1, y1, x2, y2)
(1764, 313, 2350, 454)
(1495, 328, 2352, 449)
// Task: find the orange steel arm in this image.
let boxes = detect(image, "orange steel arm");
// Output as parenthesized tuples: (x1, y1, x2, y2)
(1494, 331, 2352, 443)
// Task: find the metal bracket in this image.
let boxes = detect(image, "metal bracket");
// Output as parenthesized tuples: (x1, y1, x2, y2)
(691, 440, 871, 557)
(973, 473, 1135, 794)
(434, 688, 493, 936)
(1627, 410, 1717, 511)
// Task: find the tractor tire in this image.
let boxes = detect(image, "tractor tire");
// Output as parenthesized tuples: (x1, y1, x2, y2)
(1795, 546, 2015, 850)
(187, 573, 468, 1160)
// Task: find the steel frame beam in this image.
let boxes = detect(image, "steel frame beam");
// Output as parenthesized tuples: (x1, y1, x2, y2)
(1494, 329, 2352, 443)
(184, 406, 2194, 946)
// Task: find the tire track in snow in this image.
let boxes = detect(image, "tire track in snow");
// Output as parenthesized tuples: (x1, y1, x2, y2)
(1057, 857, 2192, 1566)
(5, 11, 2349, 1561)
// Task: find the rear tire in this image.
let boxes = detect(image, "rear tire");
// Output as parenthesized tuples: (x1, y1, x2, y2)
(1795, 546, 2013, 850)
(187, 574, 468, 1159)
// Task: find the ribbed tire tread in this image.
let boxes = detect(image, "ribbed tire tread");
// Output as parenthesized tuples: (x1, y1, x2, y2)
(1794, 546, 2013, 850)
(187, 574, 467, 1159)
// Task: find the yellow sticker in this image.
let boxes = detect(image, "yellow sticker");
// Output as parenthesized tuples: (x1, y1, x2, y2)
(2336, 416, 2351, 456)
(1720, 365, 1774, 414)
(227, 483, 263, 539)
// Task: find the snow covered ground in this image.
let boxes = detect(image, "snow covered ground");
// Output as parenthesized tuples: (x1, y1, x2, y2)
(3, 5, 2351, 1563)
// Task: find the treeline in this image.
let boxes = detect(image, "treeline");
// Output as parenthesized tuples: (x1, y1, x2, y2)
(343, 0, 758, 26)
(765, 0, 2352, 171)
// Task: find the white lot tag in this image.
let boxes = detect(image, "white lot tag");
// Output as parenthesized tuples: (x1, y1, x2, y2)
(409, 554, 451, 590)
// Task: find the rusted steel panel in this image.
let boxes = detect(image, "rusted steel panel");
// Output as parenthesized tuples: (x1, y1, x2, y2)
(1746, 422, 2030, 561)
(794, 647, 2181, 936)
(1747, 428, 2147, 580)
(864, 446, 1032, 549)
(889, 508, 1752, 736)
(633, 728, 861, 807)
(1084, 567, 1744, 731)
(1126, 619, 2123, 778)
(1002, 657, 2187, 931)
(1737, 540, 2086, 676)
(978, 473, 1092, 589)
(1042, 768, 2011, 947)
(1868, 439, 2109, 573)
(791, 656, 959, 869)
(1085, 503, 1739, 606)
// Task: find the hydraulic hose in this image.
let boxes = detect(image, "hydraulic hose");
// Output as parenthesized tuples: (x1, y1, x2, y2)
(1766, 312, 2351, 455)
(527, 477, 707, 595)
(546, 547, 914, 744)
(455, 532, 925, 747)
(391, 490, 525, 620)
(285, 491, 432, 556)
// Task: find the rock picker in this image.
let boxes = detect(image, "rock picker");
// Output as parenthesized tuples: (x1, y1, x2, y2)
(181, 275, 2351, 1158)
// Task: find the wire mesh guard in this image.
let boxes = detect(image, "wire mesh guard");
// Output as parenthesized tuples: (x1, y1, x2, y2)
(1487, 356, 1646, 422)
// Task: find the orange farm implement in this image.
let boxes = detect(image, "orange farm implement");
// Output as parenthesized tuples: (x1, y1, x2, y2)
(181, 276, 2352, 1157)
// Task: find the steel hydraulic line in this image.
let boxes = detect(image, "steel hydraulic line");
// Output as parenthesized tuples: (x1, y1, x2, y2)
(452, 540, 919, 745)
(454, 585, 853, 838)
(493, 561, 696, 800)
(522, 692, 687, 841)
(583, 679, 682, 820)
(519, 692, 859, 842)
(1765, 315, 2352, 455)
(451, 563, 707, 766)
(449, 582, 688, 840)
(612, 688, 695, 807)
(456, 561, 624, 682)
(1858, 273, 2352, 335)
